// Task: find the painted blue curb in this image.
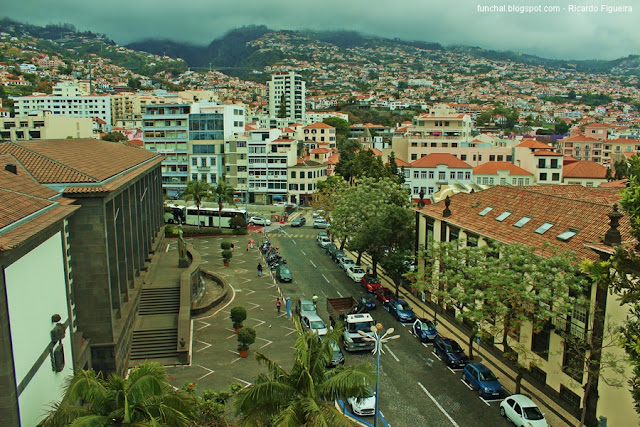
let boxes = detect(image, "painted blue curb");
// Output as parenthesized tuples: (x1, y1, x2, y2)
(337, 399, 391, 427)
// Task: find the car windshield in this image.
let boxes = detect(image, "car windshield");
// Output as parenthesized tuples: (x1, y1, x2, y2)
(301, 303, 315, 312)
(348, 322, 374, 333)
(383, 290, 394, 297)
(310, 321, 325, 329)
(479, 370, 497, 381)
(523, 406, 544, 420)
(365, 275, 380, 283)
(421, 320, 435, 330)
(447, 341, 464, 353)
(352, 267, 364, 273)
(397, 302, 411, 311)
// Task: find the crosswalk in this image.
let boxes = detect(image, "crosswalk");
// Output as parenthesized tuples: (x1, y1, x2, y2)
(268, 233, 318, 239)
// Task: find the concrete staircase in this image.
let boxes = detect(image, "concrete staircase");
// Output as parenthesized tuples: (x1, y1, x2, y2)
(130, 328, 179, 361)
(138, 287, 180, 315)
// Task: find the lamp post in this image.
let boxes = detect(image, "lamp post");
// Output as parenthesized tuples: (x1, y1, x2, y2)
(358, 323, 400, 427)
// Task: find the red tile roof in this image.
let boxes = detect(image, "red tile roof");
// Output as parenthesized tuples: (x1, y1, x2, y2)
(533, 150, 563, 157)
(392, 158, 412, 168)
(410, 153, 472, 169)
(563, 161, 607, 179)
(562, 135, 600, 142)
(473, 162, 532, 176)
(304, 122, 334, 129)
(600, 179, 627, 188)
(515, 139, 554, 149)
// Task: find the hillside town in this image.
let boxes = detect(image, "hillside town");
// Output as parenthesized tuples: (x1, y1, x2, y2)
(1, 17, 640, 427)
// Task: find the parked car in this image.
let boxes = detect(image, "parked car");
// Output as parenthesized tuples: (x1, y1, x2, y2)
(357, 295, 376, 312)
(327, 340, 345, 367)
(325, 243, 338, 258)
(291, 217, 306, 227)
(317, 231, 328, 238)
(463, 363, 503, 399)
(249, 216, 271, 226)
(388, 299, 416, 323)
(412, 318, 438, 343)
(338, 256, 356, 271)
(300, 314, 328, 337)
(276, 265, 293, 282)
(433, 336, 469, 369)
(296, 298, 317, 318)
(347, 266, 366, 282)
(317, 235, 331, 248)
(499, 394, 548, 427)
(313, 219, 330, 229)
(347, 388, 376, 417)
(361, 275, 382, 293)
(374, 287, 395, 305)
(313, 209, 325, 218)
(331, 250, 346, 263)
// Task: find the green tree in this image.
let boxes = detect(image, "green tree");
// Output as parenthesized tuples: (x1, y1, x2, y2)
(277, 93, 287, 119)
(38, 362, 194, 426)
(555, 120, 569, 135)
(182, 382, 242, 426)
(211, 177, 236, 227)
(101, 131, 128, 142)
(322, 117, 350, 137)
(34, 80, 53, 94)
(233, 321, 374, 426)
(182, 180, 212, 227)
(614, 159, 630, 180)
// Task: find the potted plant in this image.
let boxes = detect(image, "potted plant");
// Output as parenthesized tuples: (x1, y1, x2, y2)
(230, 306, 247, 333)
(221, 241, 232, 250)
(237, 327, 256, 358)
(222, 249, 233, 266)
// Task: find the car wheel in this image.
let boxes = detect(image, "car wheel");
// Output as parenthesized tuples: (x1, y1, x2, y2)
(477, 387, 483, 397)
(499, 407, 506, 417)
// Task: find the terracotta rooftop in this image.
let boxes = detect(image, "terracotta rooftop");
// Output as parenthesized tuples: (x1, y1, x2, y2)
(562, 135, 600, 142)
(304, 122, 334, 129)
(533, 150, 563, 157)
(515, 139, 554, 149)
(410, 153, 472, 169)
(473, 162, 532, 176)
(563, 161, 608, 179)
(416, 185, 631, 261)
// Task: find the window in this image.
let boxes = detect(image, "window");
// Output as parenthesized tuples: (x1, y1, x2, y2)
(300, 171, 305, 178)
(457, 172, 464, 180)
(539, 172, 548, 181)
(495, 211, 512, 222)
(411, 154, 418, 160)
(414, 171, 420, 179)
(291, 171, 296, 178)
(559, 385, 581, 409)
(413, 187, 419, 194)
(557, 228, 579, 242)
(538, 158, 546, 168)
(421, 171, 428, 179)
(461, 155, 467, 161)
(438, 171, 446, 181)
(552, 173, 560, 181)
(450, 171, 456, 179)
(563, 343, 585, 382)
(513, 217, 532, 227)
(531, 323, 551, 360)
(192, 158, 197, 166)
(478, 207, 493, 216)
(465, 172, 471, 180)
(535, 222, 554, 234)
(500, 177, 506, 185)
(551, 158, 559, 168)
(428, 171, 434, 179)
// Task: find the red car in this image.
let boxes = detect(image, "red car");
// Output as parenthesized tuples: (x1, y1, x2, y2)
(361, 275, 382, 293)
(374, 287, 395, 305)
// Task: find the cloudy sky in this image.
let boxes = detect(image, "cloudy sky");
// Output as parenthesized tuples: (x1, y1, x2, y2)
(2, 0, 638, 60)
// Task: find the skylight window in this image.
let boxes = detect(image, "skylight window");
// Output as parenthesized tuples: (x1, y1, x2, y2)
(495, 211, 512, 222)
(535, 222, 555, 234)
(472, 202, 480, 208)
(557, 228, 579, 242)
(513, 217, 532, 228)
(478, 207, 493, 216)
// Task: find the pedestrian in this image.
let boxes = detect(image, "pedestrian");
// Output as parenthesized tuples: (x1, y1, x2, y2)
(250, 238, 255, 249)
(366, 265, 371, 275)
(257, 263, 263, 276)
(247, 242, 250, 251)
(276, 297, 282, 314)
(231, 243, 235, 251)
(312, 293, 319, 308)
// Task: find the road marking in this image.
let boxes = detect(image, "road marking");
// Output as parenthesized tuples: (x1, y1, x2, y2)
(195, 340, 212, 352)
(196, 283, 236, 320)
(337, 291, 343, 297)
(418, 382, 460, 427)
(447, 367, 458, 374)
(196, 365, 215, 380)
(252, 319, 265, 328)
(301, 250, 306, 256)
(322, 274, 330, 283)
(233, 377, 252, 387)
(291, 239, 296, 245)
(478, 396, 491, 407)
(310, 260, 316, 268)
(460, 378, 473, 390)
(321, 290, 327, 297)
(165, 244, 170, 252)
(384, 344, 400, 362)
(197, 320, 211, 331)
(432, 352, 442, 361)
(257, 337, 272, 349)
(247, 302, 260, 311)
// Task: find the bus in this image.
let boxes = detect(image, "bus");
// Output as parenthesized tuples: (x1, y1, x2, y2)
(164, 204, 186, 224)
(184, 206, 247, 228)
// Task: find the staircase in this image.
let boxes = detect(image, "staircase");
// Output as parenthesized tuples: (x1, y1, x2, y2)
(130, 328, 179, 361)
(138, 287, 180, 315)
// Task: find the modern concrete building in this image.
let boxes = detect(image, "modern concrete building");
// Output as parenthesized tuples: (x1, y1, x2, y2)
(268, 71, 305, 122)
(13, 88, 112, 125)
(513, 139, 564, 185)
(413, 185, 637, 427)
(288, 160, 328, 206)
(472, 161, 534, 186)
(0, 111, 94, 141)
(405, 153, 473, 202)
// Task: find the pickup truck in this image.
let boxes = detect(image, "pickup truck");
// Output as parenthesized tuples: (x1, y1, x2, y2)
(326, 297, 376, 352)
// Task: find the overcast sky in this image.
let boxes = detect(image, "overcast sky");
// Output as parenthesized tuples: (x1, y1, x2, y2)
(2, 0, 638, 60)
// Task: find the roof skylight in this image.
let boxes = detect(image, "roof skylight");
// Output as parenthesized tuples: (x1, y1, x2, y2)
(478, 207, 493, 216)
(495, 211, 512, 222)
(513, 217, 532, 228)
(557, 229, 579, 242)
(535, 222, 555, 234)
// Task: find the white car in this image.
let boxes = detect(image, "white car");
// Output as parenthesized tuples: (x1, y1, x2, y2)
(339, 256, 356, 271)
(347, 389, 376, 417)
(300, 314, 328, 337)
(317, 235, 331, 248)
(499, 394, 547, 427)
(249, 216, 271, 226)
(313, 210, 325, 218)
(347, 266, 366, 282)
(313, 220, 330, 229)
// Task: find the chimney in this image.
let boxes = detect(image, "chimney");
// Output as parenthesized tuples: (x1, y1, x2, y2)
(5, 163, 17, 175)
(443, 195, 451, 218)
(604, 204, 623, 246)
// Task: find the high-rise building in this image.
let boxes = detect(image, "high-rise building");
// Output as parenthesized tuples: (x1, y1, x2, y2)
(268, 72, 305, 122)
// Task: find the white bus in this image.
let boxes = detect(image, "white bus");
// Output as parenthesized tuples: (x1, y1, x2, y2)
(164, 204, 186, 224)
(184, 207, 247, 228)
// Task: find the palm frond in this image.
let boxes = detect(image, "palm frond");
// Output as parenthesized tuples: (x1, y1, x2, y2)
(319, 364, 375, 400)
(37, 401, 95, 427)
(254, 352, 288, 378)
(126, 363, 167, 405)
(68, 414, 111, 427)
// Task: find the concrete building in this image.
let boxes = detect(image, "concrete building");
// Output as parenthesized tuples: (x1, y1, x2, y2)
(405, 153, 473, 202)
(0, 111, 94, 141)
(413, 185, 637, 427)
(560, 135, 604, 164)
(288, 160, 328, 206)
(562, 160, 608, 187)
(268, 71, 305, 122)
(513, 139, 564, 185)
(305, 111, 348, 125)
(472, 161, 534, 186)
(302, 122, 336, 148)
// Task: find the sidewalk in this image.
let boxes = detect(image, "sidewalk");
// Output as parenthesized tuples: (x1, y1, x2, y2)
(344, 250, 576, 427)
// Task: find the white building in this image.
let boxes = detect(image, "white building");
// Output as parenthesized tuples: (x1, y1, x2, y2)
(268, 71, 305, 122)
(405, 153, 473, 201)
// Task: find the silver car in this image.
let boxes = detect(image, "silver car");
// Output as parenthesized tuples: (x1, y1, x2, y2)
(296, 298, 317, 318)
(300, 314, 328, 337)
(249, 216, 271, 226)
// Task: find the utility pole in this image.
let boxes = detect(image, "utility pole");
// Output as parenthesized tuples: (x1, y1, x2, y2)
(88, 61, 92, 94)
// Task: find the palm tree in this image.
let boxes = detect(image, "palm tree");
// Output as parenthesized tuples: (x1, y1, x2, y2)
(182, 179, 212, 227)
(233, 321, 375, 426)
(212, 177, 236, 228)
(38, 362, 194, 426)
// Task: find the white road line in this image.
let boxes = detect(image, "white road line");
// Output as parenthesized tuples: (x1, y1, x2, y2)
(197, 320, 211, 331)
(322, 274, 330, 283)
(478, 396, 491, 407)
(321, 290, 327, 297)
(233, 377, 252, 388)
(418, 382, 460, 427)
(196, 365, 214, 380)
(384, 344, 400, 362)
(337, 291, 343, 297)
(460, 378, 473, 390)
(165, 244, 170, 253)
(292, 239, 296, 245)
(195, 340, 212, 352)
(310, 260, 317, 268)
(432, 352, 442, 361)
(447, 367, 457, 374)
(196, 283, 236, 320)
(301, 250, 306, 256)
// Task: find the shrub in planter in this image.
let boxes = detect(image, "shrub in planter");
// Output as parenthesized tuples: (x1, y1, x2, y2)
(237, 327, 256, 357)
(221, 241, 232, 250)
(230, 306, 247, 332)
(222, 249, 233, 265)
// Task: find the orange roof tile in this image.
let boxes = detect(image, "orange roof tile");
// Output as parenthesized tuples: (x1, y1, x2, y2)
(304, 122, 334, 129)
(472, 162, 532, 176)
(533, 150, 563, 157)
(410, 153, 472, 169)
(515, 139, 554, 149)
(562, 161, 607, 179)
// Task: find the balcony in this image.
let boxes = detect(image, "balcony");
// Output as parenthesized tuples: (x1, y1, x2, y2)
(196, 166, 210, 171)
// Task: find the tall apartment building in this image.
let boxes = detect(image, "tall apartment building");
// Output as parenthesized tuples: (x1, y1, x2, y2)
(268, 71, 305, 122)
(142, 103, 245, 196)
(0, 111, 93, 141)
(13, 82, 112, 125)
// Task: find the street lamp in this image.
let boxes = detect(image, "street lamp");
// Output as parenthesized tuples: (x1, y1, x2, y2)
(358, 323, 400, 427)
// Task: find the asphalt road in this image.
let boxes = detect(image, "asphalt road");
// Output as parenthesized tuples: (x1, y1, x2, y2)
(269, 216, 511, 427)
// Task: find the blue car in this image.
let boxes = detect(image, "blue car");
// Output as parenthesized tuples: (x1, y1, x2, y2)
(412, 318, 437, 343)
(463, 363, 503, 399)
(358, 295, 376, 312)
(388, 299, 416, 323)
(433, 336, 469, 369)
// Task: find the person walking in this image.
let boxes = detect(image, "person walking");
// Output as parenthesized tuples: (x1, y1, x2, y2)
(312, 293, 319, 308)
(257, 263, 263, 277)
(276, 297, 282, 314)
